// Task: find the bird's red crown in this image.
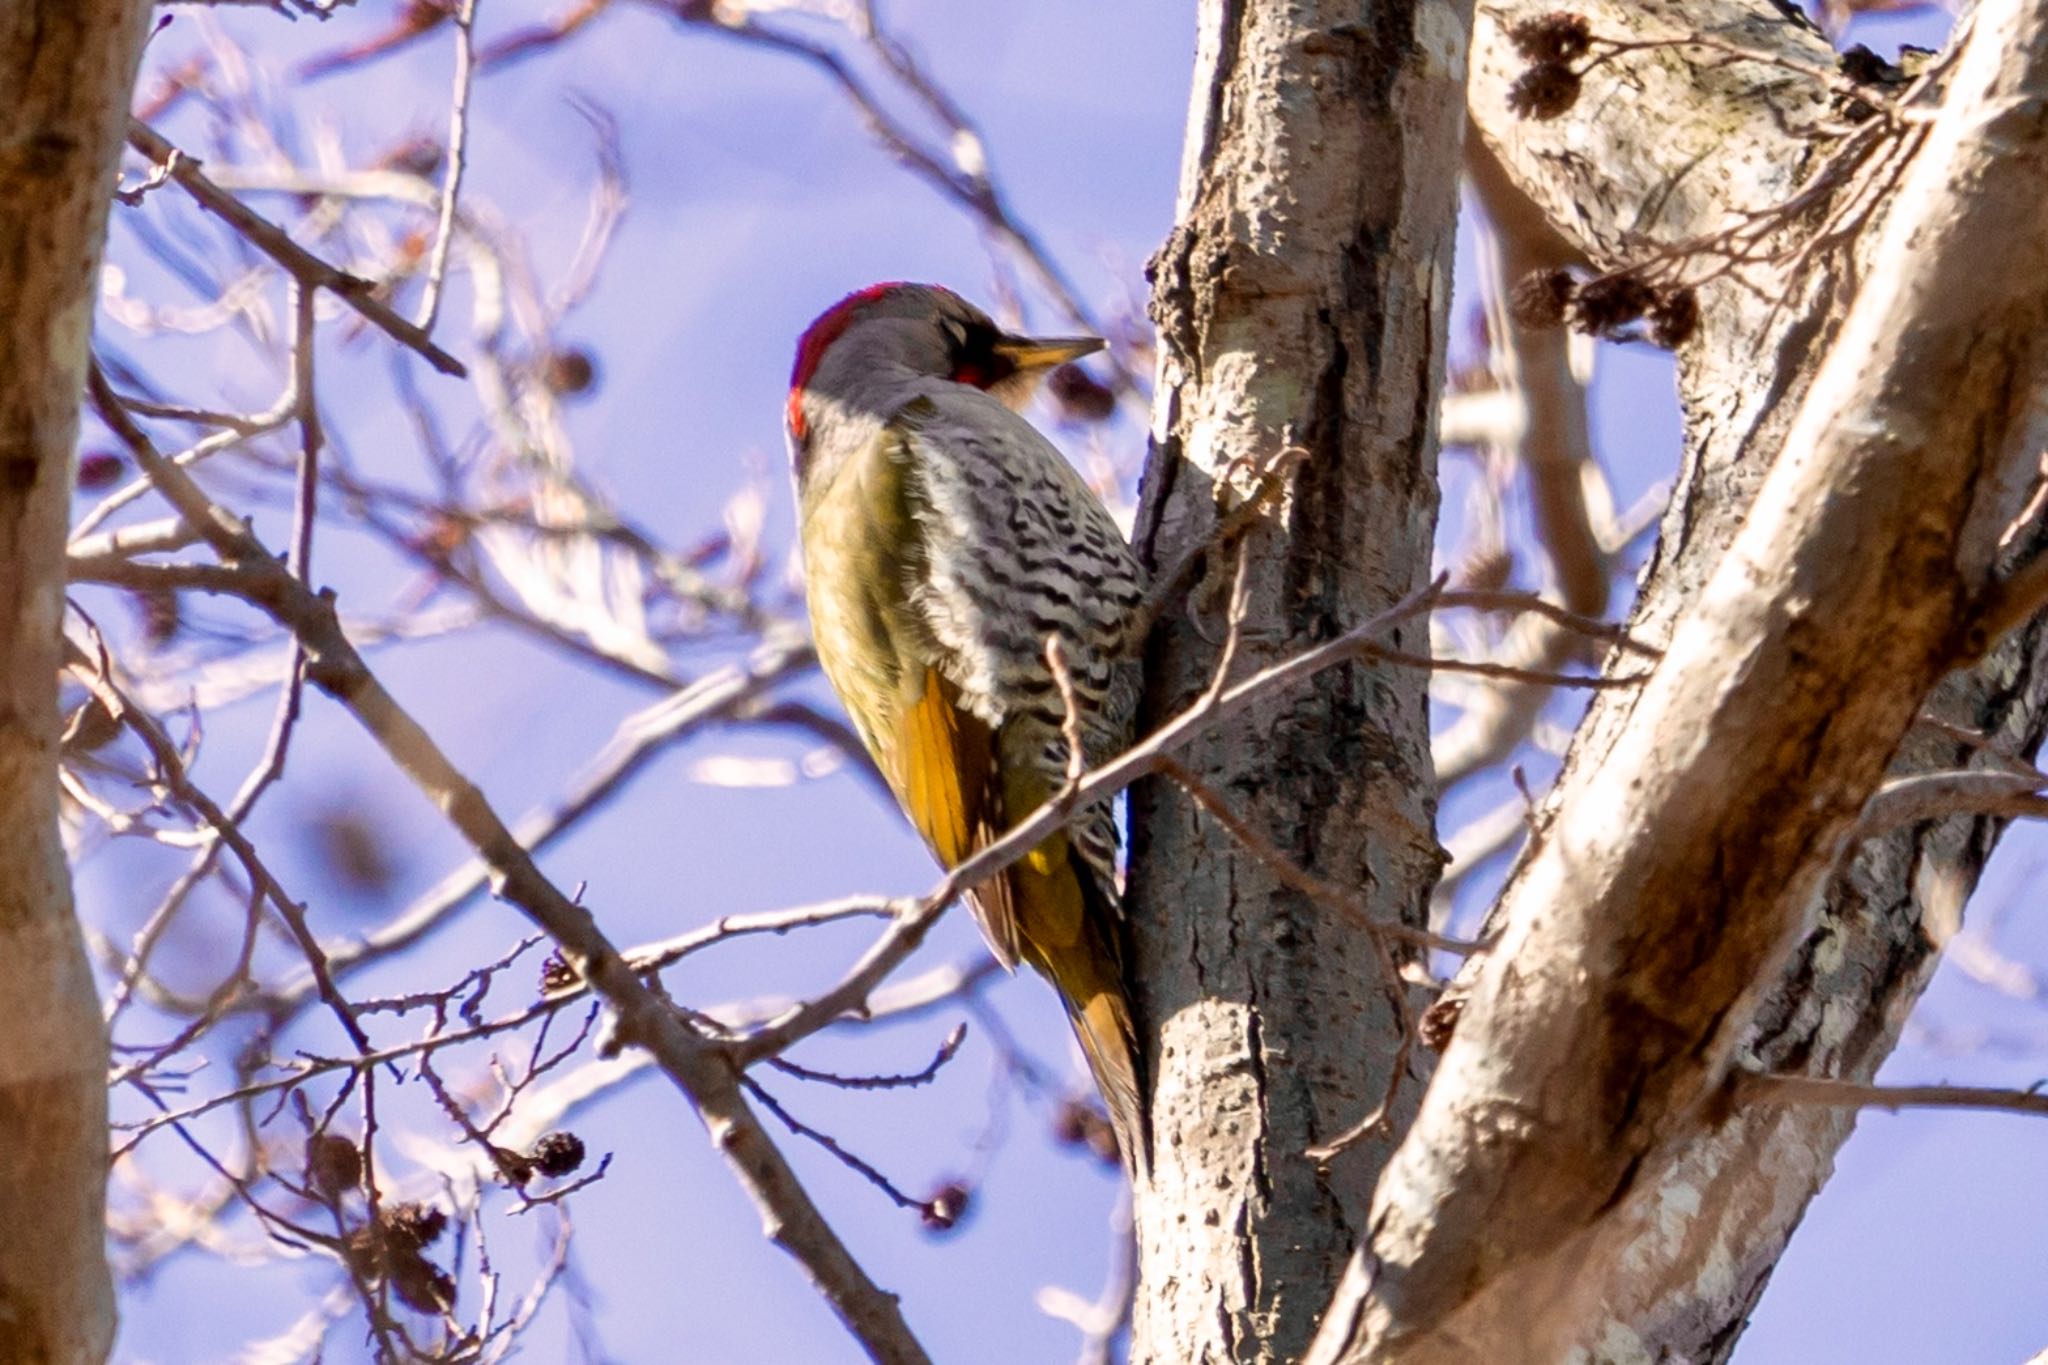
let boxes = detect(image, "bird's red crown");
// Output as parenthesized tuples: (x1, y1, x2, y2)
(786, 282, 921, 442)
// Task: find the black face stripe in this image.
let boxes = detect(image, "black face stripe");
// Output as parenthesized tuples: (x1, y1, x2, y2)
(947, 320, 1018, 391)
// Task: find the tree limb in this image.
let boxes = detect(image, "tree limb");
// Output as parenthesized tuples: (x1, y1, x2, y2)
(1312, 5, 2048, 1357)
(1128, 1, 1471, 1359)
(0, 5, 153, 1360)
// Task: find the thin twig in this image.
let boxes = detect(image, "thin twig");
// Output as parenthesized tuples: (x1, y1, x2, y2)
(415, 0, 479, 334)
(68, 642, 371, 1063)
(1154, 756, 1481, 958)
(127, 120, 467, 375)
(739, 1076, 935, 1216)
(768, 1023, 969, 1093)
(1736, 1070, 2048, 1119)
(734, 575, 1458, 1066)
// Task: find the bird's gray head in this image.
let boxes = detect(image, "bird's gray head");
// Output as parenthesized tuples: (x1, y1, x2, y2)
(785, 283, 1102, 487)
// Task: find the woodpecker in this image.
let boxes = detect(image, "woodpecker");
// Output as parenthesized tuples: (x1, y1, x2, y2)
(786, 283, 1147, 1173)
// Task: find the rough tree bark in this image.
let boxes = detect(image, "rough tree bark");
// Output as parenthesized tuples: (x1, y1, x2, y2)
(1126, 2, 1470, 1362)
(0, 3, 152, 1362)
(1467, 10, 2048, 1359)
(1454, 5, 2048, 1359)
(1308, 1, 2048, 1359)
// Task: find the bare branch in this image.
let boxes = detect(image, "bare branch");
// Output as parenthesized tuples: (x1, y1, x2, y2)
(1735, 1071, 2048, 1120)
(413, 0, 478, 334)
(1437, 138, 1615, 787)
(768, 1023, 968, 1093)
(86, 364, 933, 1365)
(733, 576, 1453, 1067)
(1316, 8, 2048, 1356)
(1856, 768, 2048, 840)
(1973, 544, 2048, 649)
(127, 120, 467, 375)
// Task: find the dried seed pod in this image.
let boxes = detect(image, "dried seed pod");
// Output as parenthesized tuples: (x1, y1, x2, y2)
(1418, 994, 1466, 1052)
(1506, 62, 1583, 121)
(390, 1255, 456, 1315)
(304, 1134, 363, 1201)
(383, 1201, 448, 1251)
(1509, 269, 1576, 331)
(1650, 286, 1700, 349)
(920, 1180, 972, 1233)
(1572, 273, 1657, 336)
(539, 951, 579, 995)
(1046, 363, 1116, 423)
(530, 1131, 587, 1178)
(540, 348, 599, 397)
(76, 450, 125, 490)
(1507, 11, 1592, 64)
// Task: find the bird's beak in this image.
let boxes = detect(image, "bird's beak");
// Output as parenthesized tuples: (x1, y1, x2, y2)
(992, 333, 1105, 372)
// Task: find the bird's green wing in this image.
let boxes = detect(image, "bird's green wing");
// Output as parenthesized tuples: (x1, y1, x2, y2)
(800, 415, 1024, 967)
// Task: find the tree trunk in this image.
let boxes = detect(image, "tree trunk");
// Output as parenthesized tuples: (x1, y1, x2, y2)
(1310, 2, 2048, 1358)
(0, 4, 152, 1361)
(1460, 6, 2048, 1359)
(1126, 2, 1470, 1361)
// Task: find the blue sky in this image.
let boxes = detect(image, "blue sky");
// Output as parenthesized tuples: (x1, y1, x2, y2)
(91, 2, 2047, 1361)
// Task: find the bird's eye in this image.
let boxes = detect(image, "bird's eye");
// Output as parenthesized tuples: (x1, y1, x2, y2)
(940, 318, 969, 350)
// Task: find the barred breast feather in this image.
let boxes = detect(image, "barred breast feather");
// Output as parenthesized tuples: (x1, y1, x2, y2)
(797, 382, 1149, 1170)
(892, 390, 1143, 895)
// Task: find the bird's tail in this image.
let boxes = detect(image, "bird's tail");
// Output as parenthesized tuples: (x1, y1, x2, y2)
(1028, 867, 1147, 1180)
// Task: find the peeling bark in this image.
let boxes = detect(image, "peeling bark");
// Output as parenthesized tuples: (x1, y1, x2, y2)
(1127, 2, 1470, 1361)
(0, 4, 152, 1361)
